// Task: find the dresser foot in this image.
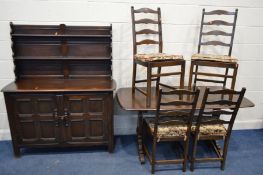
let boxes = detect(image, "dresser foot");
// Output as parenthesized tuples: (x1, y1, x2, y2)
(13, 146, 21, 157)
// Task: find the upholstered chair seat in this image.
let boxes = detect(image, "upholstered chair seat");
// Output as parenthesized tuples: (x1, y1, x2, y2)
(145, 118, 188, 141)
(135, 53, 183, 62)
(192, 54, 237, 63)
(146, 118, 227, 141)
(192, 124, 227, 137)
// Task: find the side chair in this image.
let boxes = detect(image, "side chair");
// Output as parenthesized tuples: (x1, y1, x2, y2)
(190, 87, 246, 171)
(142, 88, 200, 173)
(131, 7, 185, 107)
(188, 9, 239, 90)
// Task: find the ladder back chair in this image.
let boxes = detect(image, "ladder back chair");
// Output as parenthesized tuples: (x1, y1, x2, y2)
(188, 9, 239, 90)
(142, 88, 200, 173)
(191, 87, 246, 171)
(131, 7, 185, 107)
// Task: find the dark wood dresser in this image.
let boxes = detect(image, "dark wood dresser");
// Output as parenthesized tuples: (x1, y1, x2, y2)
(1, 23, 116, 156)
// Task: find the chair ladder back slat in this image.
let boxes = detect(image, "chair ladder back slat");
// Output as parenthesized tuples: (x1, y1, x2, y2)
(208, 88, 242, 95)
(206, 100, 237, 106)
(136, 29, 159, 35)
(198, 8, 238, 56)
(158, 118, 189, 125)
(136, 39, 159, 45)
(202, 30, 232, 36)
(159, 110, 190, 117)
(161, 89, 198, 95)
(203, 20, 234, 26)
(134, 18, 159, 24)
(200, 41, 231, 47)
(202, 109, 234, 115)
(199, 119, 230, 125)
(160, 100, 195, 106)
(133, 8, 158, 14)
(204, 10, 236, 15)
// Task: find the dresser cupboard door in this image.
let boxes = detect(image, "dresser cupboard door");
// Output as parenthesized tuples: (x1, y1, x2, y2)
(63, 94, 109, 144)
(12, 94, 60, 145)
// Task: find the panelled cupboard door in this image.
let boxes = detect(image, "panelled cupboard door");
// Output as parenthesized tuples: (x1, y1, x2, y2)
(11, 94, 60, 145)
(63, 94, 110, 144)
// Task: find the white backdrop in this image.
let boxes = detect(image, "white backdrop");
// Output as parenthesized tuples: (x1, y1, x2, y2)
(0, 0, 262, 139)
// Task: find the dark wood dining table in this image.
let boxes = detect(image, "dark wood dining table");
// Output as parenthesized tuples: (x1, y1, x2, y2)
(116, 86, 255, 164)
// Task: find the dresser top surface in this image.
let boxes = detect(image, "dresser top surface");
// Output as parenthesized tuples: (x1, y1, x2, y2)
(2, 78, 116, 93)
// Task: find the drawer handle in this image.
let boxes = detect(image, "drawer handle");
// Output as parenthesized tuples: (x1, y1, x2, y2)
(62, 110, 70, 127)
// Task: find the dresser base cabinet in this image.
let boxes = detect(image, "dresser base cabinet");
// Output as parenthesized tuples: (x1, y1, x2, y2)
(4, 91, 114, 156)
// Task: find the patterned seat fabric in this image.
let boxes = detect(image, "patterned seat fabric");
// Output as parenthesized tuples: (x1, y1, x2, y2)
(145, 118, 188, 141)
(145, 118, 227, 141)
(192, 124, 227, 138)
(135, 53, 183, 62)
(192, 53, 237, 63)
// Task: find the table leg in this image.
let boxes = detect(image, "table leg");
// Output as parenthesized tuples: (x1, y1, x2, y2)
(136, 111, 145, 164)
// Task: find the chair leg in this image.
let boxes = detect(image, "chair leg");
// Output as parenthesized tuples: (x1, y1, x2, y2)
(193, 65, 198, 90)
(190, 135, 198, 171)
(151, 162, 155, 174)
(146, 64, 152, 107)
(151, 138, 157, 174)
(231, 65, 238, 90)
(188, 61, 194, 90)
(180, 62, 185, 89)
(183, 139, 189, 172)
(156, 67, 161, 93)
(221, 137, 230, 170)
(132, 61, 137, 93)
(223, 68, 229, 89)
